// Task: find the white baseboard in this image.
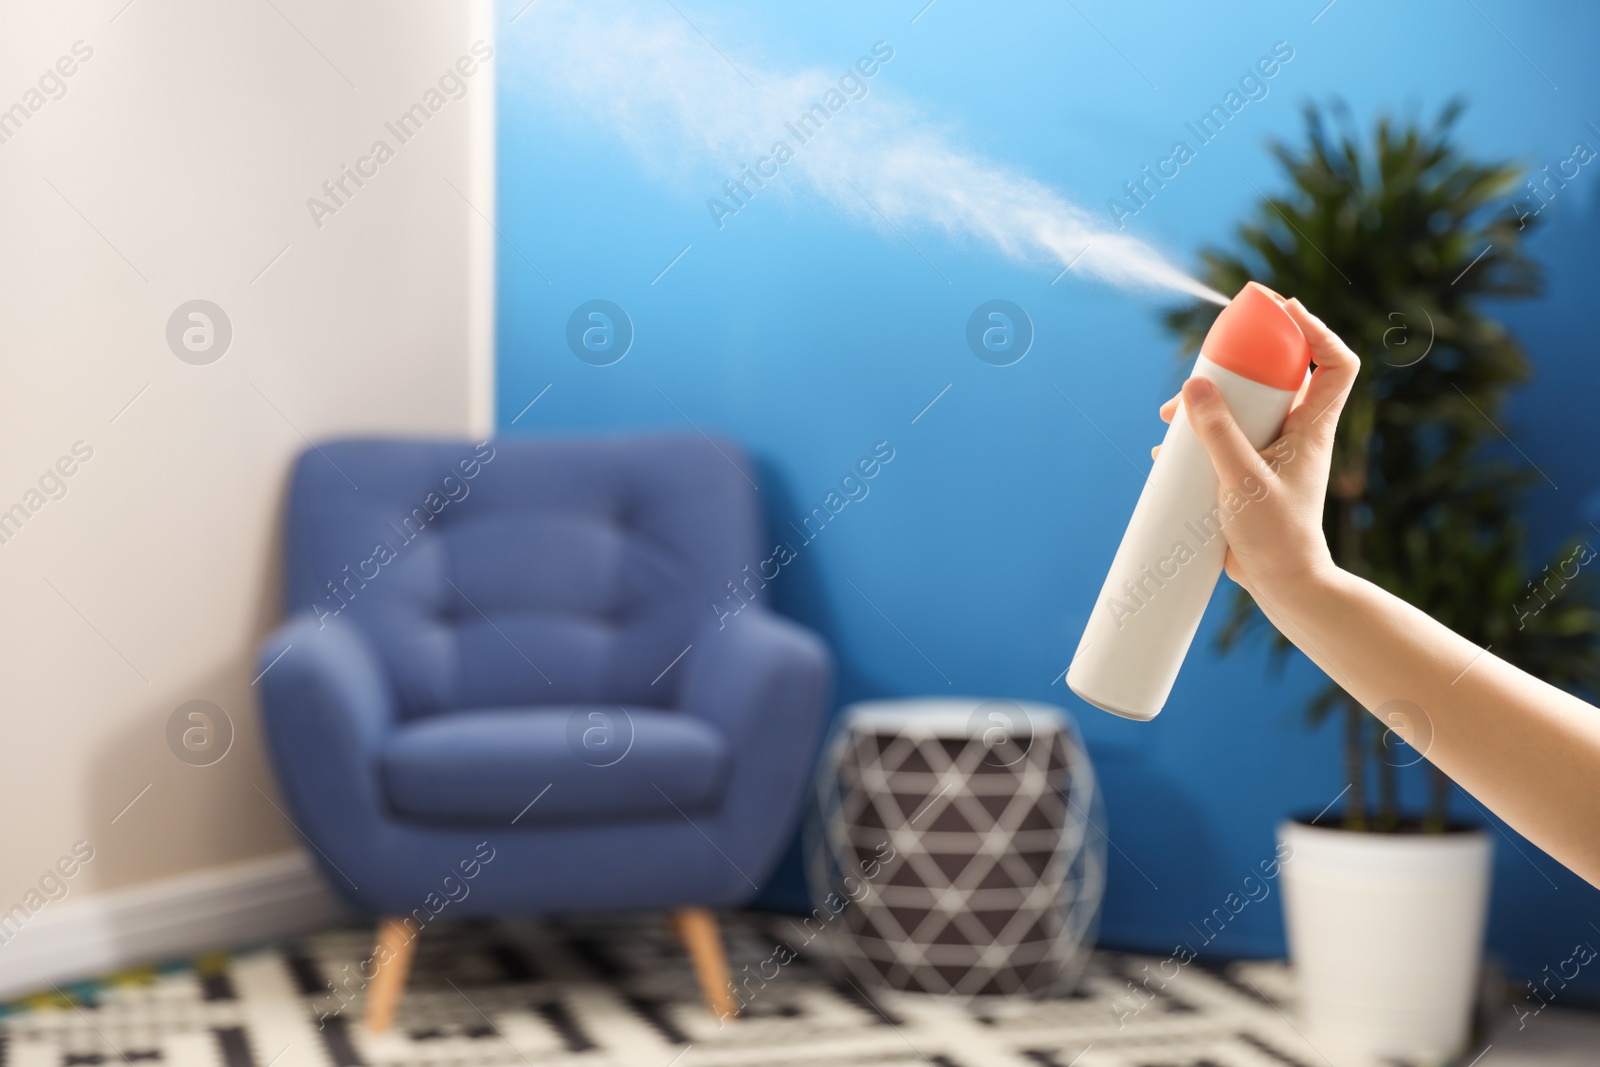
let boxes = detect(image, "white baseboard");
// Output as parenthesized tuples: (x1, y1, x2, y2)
(0, 851, 348, 998)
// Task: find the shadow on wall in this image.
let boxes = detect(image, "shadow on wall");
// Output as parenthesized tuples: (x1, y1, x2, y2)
(1089, 769, 1221, 950)
(751, 455, 884, 712)
(747, 452, 888, 913)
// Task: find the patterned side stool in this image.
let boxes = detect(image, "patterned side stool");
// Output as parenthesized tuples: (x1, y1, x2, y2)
(808, 698, 1104, 999)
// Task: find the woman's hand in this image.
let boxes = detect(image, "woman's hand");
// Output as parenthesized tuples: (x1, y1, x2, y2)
(1154, 298, 1361, 601)
(1144, 300, 1600, 891)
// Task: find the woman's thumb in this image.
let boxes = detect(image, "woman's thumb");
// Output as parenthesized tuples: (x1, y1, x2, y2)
(1182, 378, 1267, 485)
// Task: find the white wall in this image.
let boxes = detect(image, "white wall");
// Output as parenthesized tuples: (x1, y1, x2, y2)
(0, 0, 493, 986)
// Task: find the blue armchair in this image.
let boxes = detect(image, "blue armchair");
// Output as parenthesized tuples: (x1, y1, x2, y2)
(256, 434, 832, 1027)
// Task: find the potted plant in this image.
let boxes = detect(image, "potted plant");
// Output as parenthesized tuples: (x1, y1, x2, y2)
(1166, 102, 1600, 1062)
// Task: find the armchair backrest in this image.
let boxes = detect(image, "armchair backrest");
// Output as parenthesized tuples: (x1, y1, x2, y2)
(282, 435, 763, 719)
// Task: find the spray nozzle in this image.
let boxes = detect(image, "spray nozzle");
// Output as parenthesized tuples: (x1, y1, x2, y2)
(1199, 281, 1313, 391)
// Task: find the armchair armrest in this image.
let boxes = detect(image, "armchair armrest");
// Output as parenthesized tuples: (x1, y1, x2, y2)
(678, 607, 832, 740)
(256, 613, 396, 830)
(677, 607, 833, 893)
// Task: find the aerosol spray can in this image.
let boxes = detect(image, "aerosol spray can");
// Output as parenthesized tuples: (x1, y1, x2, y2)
(1067, 282, 1313, 720)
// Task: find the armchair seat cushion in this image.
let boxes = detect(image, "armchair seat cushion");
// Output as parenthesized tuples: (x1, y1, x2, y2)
(380, 706, 731, 825)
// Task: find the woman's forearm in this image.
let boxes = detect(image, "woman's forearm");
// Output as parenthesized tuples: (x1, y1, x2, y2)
(1255, 566, 1600, 887)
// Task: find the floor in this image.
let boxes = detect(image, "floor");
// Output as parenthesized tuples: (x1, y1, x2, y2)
(1, 915, 1595, 1067)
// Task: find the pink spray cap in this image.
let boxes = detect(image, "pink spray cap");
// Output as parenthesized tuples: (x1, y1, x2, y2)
(1200, 281, 1313, 392)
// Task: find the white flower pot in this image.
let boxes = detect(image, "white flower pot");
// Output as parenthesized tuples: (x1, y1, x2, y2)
(1278, 819, 1492, 1064)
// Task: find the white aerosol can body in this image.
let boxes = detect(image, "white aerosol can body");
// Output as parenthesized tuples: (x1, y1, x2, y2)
(1067, 282, 1313, 721)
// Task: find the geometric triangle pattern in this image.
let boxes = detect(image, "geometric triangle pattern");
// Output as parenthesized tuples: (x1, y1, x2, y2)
(808, 699, 1105, 1000)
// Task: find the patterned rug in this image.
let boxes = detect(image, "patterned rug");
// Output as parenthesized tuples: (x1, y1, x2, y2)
(0, 914, 1399, 1067)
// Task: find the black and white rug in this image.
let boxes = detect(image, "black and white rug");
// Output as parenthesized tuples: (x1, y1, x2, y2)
(0, 915, 1406, 1067)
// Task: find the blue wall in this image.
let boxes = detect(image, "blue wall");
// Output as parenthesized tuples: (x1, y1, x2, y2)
(495, 0, 1600, 985)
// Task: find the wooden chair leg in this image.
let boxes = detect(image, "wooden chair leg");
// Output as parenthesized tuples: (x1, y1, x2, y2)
(364, 916, 418, 1033)
(671, 908, 739, 1021)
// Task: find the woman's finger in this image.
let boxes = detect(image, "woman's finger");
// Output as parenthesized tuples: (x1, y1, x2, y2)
(1281, 298, 1360, 442)
(1182, 377, 1273, 488)
(1159, 394, 1179, 424)
(1289, 367, 1313, 412)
